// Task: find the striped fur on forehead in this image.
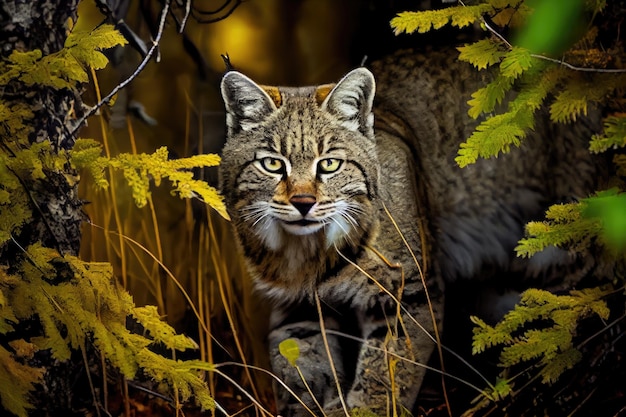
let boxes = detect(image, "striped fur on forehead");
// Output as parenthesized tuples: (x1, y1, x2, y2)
(256, 96, 352, 158)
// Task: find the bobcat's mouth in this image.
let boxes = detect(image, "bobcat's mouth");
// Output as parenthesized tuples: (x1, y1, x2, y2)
(282, 219, 324, 235)
(286, 219, 318, 226)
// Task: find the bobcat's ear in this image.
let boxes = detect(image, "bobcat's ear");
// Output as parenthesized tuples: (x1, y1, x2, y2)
(221, 71, 277, 135)
(321, 67, 375, 137)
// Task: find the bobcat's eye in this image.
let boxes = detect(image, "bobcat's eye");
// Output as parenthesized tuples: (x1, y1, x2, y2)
(259, 157, 285, 174)
(317, 158, 343, 174)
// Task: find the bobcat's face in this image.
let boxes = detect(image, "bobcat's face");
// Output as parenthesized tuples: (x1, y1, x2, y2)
(220, 69, 379, 252)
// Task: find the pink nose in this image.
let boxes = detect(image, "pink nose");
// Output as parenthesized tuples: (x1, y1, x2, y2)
(289, 194, 316, 216)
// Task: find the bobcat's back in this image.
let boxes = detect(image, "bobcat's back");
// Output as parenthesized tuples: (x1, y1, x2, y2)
(372, 50, 601, 281)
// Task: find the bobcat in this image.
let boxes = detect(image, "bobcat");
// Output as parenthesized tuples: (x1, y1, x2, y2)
(218, 48, 601, 416)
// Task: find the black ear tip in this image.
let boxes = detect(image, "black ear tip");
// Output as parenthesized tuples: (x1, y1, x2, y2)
(221, 54, 234, 72)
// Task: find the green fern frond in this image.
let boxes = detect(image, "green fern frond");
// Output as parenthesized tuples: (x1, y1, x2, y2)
(550, 82, 591, 123)
(551, 74, 626, 123)
(140, 356, 215, 410)
(456, 106, 533, 167)
(516, 201, 600, 257)
(589, 115, 626, 153)
(470, 316, 514, 354)
(0, 102, 34, 140)
(0, 344, 45, 417)
(2, 244, 215, 412)
(0, 273, 18, 335)
(511, 66, 562, 112)
(390, 4, 492, 35)
(467, 75, 514, 118)
(473, 286, 611, 383)
(499, 46, 533, 79)
(0, 148, 36, 246)
(0, 24, 126, 89)
(457, 63, 561, 166)
(458, 39, 507, 70)
(69, 138, 110, 188)
(70, 141, 229, 219)
(517, 189, 626, 257)
(490, 377, 513, 401)
(499, 328, 567, 366)
(539, 347, 582, 384)
(132, 305, 199, 351)
(65, 24, 128, 71)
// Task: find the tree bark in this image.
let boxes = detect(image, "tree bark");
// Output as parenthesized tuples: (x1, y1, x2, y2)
(1, 1, 92, 415)
(1, 0, 83, 259)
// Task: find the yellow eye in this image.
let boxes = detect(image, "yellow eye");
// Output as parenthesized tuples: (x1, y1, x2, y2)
(260, 157, 285, 174)
(318, 158, 343, 174)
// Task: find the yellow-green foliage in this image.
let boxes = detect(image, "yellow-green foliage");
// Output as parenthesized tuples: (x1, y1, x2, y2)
(0, 21, 223, 416)
(0, 245, 214, 416)
(0, 138, 228, 247)
(393, 0, 625, 407)
(472, 287, 610, 384)
(590, 115, 626, 153)
(0, 340, 44, 417)
(70, 138, 229, 219)
(391, 3, 494, 35)
(517, 189, 626, 256)
(0, 102, 33, 140)
(0, 24, 127, 90)
(515, 200, 601, 257)
(391, 1, 626, 167)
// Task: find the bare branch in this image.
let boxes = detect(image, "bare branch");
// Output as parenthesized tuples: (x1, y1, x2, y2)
(481, 12, 626, 73)
(192, 0, 242, 24)
(67, 0, 172, 141)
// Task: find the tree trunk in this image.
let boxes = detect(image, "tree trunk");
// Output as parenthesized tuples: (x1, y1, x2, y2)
(1, 0, 83, 259)
(1, 1, 91, 414)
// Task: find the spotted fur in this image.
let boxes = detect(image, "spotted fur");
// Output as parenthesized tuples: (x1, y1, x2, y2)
(218, 49, 602, 416)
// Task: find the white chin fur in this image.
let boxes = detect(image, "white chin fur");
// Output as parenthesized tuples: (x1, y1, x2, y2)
(281, 222, 324, 236)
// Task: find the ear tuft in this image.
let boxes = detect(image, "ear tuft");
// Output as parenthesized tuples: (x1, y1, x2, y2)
(221, 71, 277, 135)
(321, 68, 375, 136)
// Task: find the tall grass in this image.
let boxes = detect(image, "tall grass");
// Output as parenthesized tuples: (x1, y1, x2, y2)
(79, 68, 274, 416)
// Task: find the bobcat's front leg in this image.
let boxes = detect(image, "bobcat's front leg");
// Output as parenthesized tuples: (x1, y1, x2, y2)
(346, 296, 442, 415)
(268, 307, 346, 417)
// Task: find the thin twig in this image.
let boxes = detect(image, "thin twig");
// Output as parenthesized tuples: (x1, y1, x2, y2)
(334, 245, 494, 390)
(577, 311, 626, 350)
(315, 292, 351, 417)
(481, 12, 626, 73)
(179, 0, 192, 33)
(67, 0, 172, 140)
(381, 202, 453, 417)
(528, 53, 626, 73)
(215, 362, 320, 417)
(323, 330, 488, 395)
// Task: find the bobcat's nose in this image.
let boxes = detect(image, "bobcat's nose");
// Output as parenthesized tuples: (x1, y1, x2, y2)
(290, 194, 316, 216)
